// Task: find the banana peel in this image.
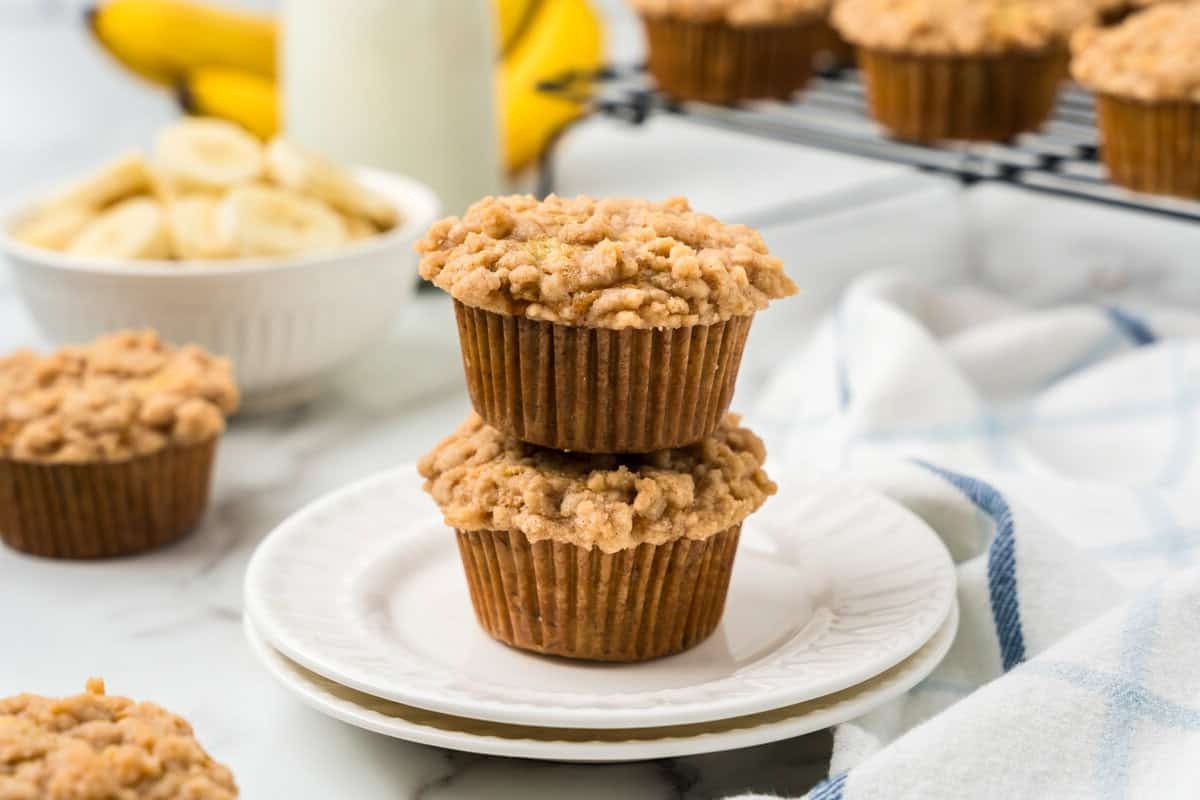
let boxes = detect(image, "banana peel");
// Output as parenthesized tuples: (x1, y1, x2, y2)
(178, 67, 277, 140)
(88, 0, 275, 84)
(93, 0, 603, 174)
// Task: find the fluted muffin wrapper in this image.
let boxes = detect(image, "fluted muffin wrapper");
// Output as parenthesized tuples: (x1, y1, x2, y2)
(456, 525, 741, 662)
(455, 301, 752, 454)
(0, 439, 217, 559)
(1095, 95, 1200, 200)
(857, 47, 1067, 143)
(641, 15, 819, 105)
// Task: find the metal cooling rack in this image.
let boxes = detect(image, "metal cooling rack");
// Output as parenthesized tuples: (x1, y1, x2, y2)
(537, 64, 1200, 223)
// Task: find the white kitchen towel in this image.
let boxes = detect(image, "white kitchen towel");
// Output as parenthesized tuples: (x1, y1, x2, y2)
(740, 272, 1200, 800)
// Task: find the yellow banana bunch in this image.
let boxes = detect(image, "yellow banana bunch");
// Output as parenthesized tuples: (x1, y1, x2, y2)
(87, 0, 604, 174)
(87, 0, 274, 84)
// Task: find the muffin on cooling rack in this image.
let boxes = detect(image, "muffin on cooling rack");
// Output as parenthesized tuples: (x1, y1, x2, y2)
(630, 0, 828, 104)
(417, 194, 796, 454)
(0, 330, 238, 558)
(1073, 3, 1200, 198)
(833, 0, 1094, 142)
(0, 678, 238, 798)
(419, 412, 776, 661)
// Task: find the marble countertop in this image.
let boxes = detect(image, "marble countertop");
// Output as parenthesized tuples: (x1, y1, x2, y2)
(6, 7, 1200, 798)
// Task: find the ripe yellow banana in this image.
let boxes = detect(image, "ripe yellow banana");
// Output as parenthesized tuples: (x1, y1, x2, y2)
(109, 0, 603, 174)
(501, 0, 603, 172)
(179, 67, 278, 140)
(87, 0, 275, 85)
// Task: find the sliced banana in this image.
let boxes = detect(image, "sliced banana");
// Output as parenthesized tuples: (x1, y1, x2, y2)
(155, 118, 264, 193)
(167, 195, 233, 259)
(342, 214, 379, 241)
(265, 138, 398, 230)
(216, 184, 347, 257)
(12, 205, 96, 251)
(40, 152, 151, 212)
(66, 197, 171, 260)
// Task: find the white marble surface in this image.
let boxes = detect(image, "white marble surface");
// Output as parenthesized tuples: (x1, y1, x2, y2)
(4, 5, 1200, 798)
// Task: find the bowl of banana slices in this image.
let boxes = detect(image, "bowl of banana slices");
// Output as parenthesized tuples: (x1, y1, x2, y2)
(1, 118, 439, 412)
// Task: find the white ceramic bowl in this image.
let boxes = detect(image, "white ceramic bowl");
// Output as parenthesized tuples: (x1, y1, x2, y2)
(0, 169, 439, 412)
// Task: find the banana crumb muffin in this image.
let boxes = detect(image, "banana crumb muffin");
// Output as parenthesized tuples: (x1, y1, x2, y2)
(419, 411, 775, 553)
(834, 0, 1093, 141)
(1072, 3, 1200, 197)
(0, 678, 237, 799)
(420, 413, 776, 660)
(418, 195, 795, 330)
(0, 331, 239, 558)
(629, 0, 827, 103)
(418, 195, 796, 452)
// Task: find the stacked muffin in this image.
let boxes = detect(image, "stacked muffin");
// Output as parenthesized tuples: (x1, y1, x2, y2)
(416, 195, 796, 661)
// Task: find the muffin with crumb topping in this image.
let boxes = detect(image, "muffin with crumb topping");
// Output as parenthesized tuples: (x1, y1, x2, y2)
(0, 330, 239, 558)
(416, 194, 796, 454)
(419, 412, 776, 661)
(833, 0, 1094, 142)
(630, 0, 827, 103)
(0, 678, 238, 799)
(1072, 3, 1200, 198)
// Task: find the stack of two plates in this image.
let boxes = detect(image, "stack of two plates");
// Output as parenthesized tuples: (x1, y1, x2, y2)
(243, 469, 959, 762)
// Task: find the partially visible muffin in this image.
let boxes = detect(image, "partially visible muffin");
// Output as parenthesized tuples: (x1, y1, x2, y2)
(1072, 3, 1200, 197)
(0, 678, 237, 799)
(420, 412, 776, 660)
(417, 194, 796, 453)
(834, 0, 1095, 141)
(0, 330, 239, 558)
(630, 0, 828, 103)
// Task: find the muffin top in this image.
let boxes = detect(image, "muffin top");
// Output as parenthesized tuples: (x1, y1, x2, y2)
(416, 195, 797, 330)
(0, 330, 239, 464)
(629, 0, 827, 25)
(0, 678, 238, 800)
(833, 0, 1094, 54)
(418, 412, 776, 553)
(1072, 4, 1200, 101)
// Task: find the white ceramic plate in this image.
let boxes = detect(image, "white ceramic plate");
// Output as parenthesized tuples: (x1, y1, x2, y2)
(244, 467, 956, 729)
(245, 602, 959, 762)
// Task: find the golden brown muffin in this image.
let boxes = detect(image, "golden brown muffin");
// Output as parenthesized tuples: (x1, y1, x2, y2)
(0, 679, 238, 799)
(630, 0, 829, 103)
(833, 0, 1095, 141)
(0, 330, 239, 558)
(1072, 3, 1200, 197)
(417, 195, 796, 453)
(420, 412, 776, 660)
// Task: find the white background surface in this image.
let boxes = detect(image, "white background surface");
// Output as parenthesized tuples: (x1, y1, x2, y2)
(1, 2, 1199, 798)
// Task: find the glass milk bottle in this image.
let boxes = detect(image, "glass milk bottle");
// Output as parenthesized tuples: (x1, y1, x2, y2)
(281, 0, 501, 216)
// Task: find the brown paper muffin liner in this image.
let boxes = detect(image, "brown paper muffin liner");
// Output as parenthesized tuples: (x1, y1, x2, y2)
(857, 47, 1067, 142)
(1095, 94, 1200, 199)
(0, 439, 217, 559)
(454, 301, 753, 454)
(642, 15, 820, 104)
(456, 524, 742, 662)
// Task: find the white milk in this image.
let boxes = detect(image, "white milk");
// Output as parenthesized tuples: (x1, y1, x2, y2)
(282, 0, 501, 216)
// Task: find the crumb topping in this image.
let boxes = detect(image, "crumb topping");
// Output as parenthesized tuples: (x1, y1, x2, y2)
(0, 331, 239, 464)
(1071, 4, 1200, 101)
(833, 0, 1094, 54)
(416, 195, 797, 330)
(629, 0, 827, 25)
(418, 413, 776, 553)
(0, 679, 238, 800)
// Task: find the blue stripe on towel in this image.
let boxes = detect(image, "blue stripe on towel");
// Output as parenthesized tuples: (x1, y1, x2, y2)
(918, 463, 1027, 671)
(809, 771, 847, 800)
(1105, 307, 1157, 347)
